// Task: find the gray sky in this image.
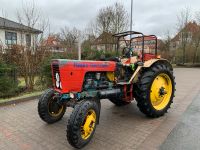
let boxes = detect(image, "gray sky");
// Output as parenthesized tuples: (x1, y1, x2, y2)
(0, 0, 200, 38)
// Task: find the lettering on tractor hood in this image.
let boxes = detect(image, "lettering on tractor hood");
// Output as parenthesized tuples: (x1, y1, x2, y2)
(74, 62, 109, 68)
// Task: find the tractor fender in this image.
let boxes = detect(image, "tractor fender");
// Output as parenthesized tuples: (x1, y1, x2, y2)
(129, 59, 172, 83)
(143, 59, 173, 70)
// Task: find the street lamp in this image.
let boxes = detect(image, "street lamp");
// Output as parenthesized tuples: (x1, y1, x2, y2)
(130, 0, 133, 32)
(130, 0, 133, 48)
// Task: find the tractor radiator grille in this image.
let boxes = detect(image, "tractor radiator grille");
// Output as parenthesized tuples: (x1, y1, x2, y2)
(52, 63, 61, 89)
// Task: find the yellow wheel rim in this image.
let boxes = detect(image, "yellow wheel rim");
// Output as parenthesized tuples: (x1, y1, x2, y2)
(150, 73, 172, 110)
(81, 109, 96, 140)
(48, 97, 64, 117)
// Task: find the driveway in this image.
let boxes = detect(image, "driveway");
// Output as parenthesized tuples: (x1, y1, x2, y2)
(0, 68, 200, 150)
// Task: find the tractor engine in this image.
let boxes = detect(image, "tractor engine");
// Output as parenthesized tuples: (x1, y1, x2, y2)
(83, 72, 113, 91)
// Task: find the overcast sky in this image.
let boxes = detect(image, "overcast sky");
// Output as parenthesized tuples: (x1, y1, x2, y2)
(0, 0, 200, 38)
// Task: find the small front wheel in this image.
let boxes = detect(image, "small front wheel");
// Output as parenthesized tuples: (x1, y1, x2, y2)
(38, 89, 66, 124)
(67, 100, 99, 149)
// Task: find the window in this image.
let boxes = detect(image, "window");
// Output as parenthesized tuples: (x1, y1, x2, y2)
(5, 31, 17, 46)
(26, 34, 31, 47)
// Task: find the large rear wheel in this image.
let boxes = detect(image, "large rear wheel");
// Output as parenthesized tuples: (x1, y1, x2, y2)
(136, 62, 175, 118)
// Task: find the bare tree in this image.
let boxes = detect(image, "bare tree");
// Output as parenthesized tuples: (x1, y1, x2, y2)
(60, 26, 81, 51)
(16, 0, 49, 44)
(95, 2, 129, 35)
(10, 0, 50, 90)
(85, 20, 98, 38)
(17, 0, 40, 28)
(160, 30, 172, 60)
(96, 6, 114, 34)
(177, 7, 192, 64)
(110, 3, 129, 33)
(192, 12, 200, 63)
(1, 9, 8, 18)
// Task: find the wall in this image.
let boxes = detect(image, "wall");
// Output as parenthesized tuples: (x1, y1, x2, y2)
(0, 29, 38, 48)
(0, 29, 6, 47)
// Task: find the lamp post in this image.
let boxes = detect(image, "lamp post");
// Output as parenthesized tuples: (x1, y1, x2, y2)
(130, 0, 133, 48)
(78, 40, 81, 60)
(130, 0, 133, 32)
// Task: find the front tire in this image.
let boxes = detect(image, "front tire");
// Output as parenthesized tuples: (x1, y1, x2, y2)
(136, 62, 175, 118)
(67, 100, 99, 149)
(38, 89, 66, 124)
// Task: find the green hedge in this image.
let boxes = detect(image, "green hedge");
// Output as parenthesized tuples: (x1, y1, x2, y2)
(0, 62, 19, 98)
(38, 53, 68, 89)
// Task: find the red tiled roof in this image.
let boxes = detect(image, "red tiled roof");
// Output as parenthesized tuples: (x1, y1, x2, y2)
(42, 35, 62, 47)
(172, 21, 200, 42)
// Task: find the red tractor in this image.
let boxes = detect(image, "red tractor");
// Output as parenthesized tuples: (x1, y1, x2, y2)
(38, 31, 175, 149)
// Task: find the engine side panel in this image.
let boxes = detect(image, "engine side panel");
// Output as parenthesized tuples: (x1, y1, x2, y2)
(51, 59, 116, 93)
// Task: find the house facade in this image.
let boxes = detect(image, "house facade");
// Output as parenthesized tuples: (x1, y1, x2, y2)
(42, 35, 65, 52)
(0, 17, 42, 50)
(131, 36, 163, 54)
(171, 21, 200, 50)
(91, 32, 117, 52)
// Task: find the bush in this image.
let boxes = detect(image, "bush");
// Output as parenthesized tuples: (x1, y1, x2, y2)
(82, 49, 118, 60)
(38, 60, 52, 89)
(0, 62, 19, 98)
(38, 52, 73, 89)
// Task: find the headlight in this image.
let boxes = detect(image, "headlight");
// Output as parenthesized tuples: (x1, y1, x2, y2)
(55, 72, 62, 89)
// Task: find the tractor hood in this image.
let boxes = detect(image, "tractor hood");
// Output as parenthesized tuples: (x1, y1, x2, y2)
(51, 59, 116, 93)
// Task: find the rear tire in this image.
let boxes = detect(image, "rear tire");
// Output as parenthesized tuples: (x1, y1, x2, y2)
(67, 100, 99, 149)
(135, 62, 175, 118)
(38, 89, 66, 124)
(109, 98, 131, 106)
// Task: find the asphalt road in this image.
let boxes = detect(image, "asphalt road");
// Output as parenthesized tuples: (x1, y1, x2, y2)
(160, 92, 200, 150)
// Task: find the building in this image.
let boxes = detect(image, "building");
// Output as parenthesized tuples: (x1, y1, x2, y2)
(171, 21, 200, 50)
(0, 17, 42, 50)
(91, 31, 164, 55)
(42, 35, 65, 52)
(132, 36, 163, 54)
(91, 32, 117, 51)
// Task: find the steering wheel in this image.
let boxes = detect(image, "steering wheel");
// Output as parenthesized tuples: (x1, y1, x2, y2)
(122, 47, 133, 58)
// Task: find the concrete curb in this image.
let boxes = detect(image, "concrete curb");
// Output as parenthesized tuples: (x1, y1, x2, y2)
(0, 95, 41, 106)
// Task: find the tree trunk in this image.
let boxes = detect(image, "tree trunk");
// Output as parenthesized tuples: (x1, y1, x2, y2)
(193, 47, 198, 64)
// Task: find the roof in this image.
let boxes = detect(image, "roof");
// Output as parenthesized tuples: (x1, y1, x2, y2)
(93, 32, 117, 45)
(0, 17, 42, 34)
(42, 35, 63, 48)
(172, 21, 200, 42)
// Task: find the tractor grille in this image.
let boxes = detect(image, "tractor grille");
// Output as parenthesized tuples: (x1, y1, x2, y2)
(52, 63, 60, 88)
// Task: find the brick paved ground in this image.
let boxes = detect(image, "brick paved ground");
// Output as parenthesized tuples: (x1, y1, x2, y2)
(1, 68, 200, 150)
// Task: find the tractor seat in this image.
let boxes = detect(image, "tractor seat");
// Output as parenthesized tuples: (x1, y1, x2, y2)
(121, 56, 138, 65)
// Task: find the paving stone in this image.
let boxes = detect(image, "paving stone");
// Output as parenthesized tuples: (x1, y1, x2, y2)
(1, 68, 200, 150)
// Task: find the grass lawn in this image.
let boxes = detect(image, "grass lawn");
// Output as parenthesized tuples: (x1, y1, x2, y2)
(0, 91, 43, 103)
(18, 77, 26, 87)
